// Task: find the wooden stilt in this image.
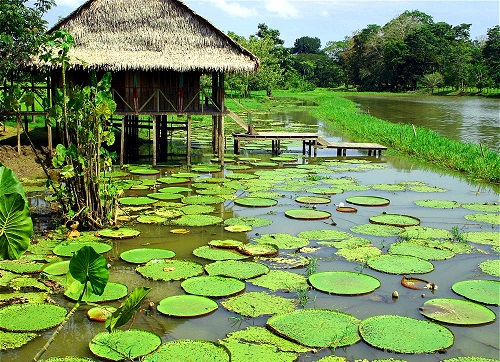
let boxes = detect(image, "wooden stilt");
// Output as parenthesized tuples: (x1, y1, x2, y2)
(218, 115, 224, 165)
(47, 124, 53, 157)
(152, 116, 157, 167)
(120, 117, 125, 167)
(187, 115, 191, 166)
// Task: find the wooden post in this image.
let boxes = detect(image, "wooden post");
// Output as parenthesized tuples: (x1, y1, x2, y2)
(120, 117, 125, 167)
(152, 116, 157, 167)
(47, 124, 53, 156)
(234, 137, 240, 154)
(17, 114, 21, 155)
(187, 115, 191, 166)
(217, 115, 224, 165)
(302, 140, 306, 155)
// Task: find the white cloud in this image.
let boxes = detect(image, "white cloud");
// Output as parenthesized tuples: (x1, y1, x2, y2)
(264, 0, 300, 18)
(211, 0, 258, 17)
(320, 10, 329, 17)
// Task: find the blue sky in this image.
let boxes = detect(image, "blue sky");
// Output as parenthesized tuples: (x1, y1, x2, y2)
(44, 0, 499, 47)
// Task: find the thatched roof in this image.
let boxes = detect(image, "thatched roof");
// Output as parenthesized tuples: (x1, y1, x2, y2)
(46, 0, 259, 73)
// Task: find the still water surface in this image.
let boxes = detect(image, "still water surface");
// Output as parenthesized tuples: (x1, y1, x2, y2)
(5, 109, 499, 362)
(345, 94, 499, 151)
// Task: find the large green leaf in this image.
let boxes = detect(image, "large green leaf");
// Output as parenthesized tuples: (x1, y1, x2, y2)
(68, 246, 109, 300)
(0, 193, 33, 260)
(0, 166, 25, 199)
(105, 286, 151, 332)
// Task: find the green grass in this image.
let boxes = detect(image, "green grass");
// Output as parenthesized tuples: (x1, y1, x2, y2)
(269, 89, 499, 184)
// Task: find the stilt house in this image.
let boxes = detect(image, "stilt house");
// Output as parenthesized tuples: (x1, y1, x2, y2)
(45, 0, 259, 165)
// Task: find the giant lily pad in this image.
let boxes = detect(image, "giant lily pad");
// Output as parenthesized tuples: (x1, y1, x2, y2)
(345, 196, 390, 207)
(255, 254, 310, 269)
(0, 303, 66, 332)
(462, 203, 500, 212)
(96, 227, 140, 239)
(157, 295, 218, 317)
(219, 339, 297, 362)
(89, 329, 161, 361)
(225, 326, 311, 353)
(238, 243, 278, 257)
(420, 298, 496, 325)
(65, 282, 127, 303)
(172, 215, 223, 227)
(351, 224, 403, 237)
(0, 330, 39, 350)
(295, 196, 331, 204)
(118, 196, 156, 206)
(399, 226, 452, 240)
(266, 309, 361, 348)
(120, 248, 175, 264)
(179, 204, 215, 215)
(147, 193, 183, 201)
(388, 242, 455, 260)
(479, 259, 500, 277)
(224, 217, 272, 228)
(208, 239, 244, 249)
(358, 315, 454, 353)
(369, 213, 420, 227)
(159, 186, 192, 193)
(451, 280, 499, 306)
(129, 168, 160, 175)
(254, 233, 309, 250)
(193, 246, 248, 261)
(285, 209, 331, 220)
(367, 254, 434, 274)
(414, 199, 461, 209)
(157, 176, 190, 184)
(181, 276, 245, 297)
(464, 213, 499, 225)
(144, 340, 229, 362)
(309, 271, 380, 295)
(182, 195, 225, 205)
(297, 229, 352, 241)
(462, 231, 500, 247)
(42, 260, 70, 276)
(204, 260, 269, 280)
(221, 291, 298, 317)
(234, 197, 278, 207)
(53, 241, 112, 257)
(248, 270, 308, 292)
(137, 260, 204, 281)
(0, 260, 46, 274)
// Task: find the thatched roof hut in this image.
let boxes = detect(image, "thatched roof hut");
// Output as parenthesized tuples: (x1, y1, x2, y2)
(48, 0, 259, 73)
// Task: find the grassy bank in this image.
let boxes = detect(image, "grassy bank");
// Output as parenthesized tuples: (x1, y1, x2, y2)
(248, 89, 500, 184)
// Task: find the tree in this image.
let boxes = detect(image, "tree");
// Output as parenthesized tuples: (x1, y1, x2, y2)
(292, 36, 321, 54)
(420, 72, 444, 93)
(256, 23, 284, 46)
(483, 25, 500, 86)
(0, 0, 54, 84)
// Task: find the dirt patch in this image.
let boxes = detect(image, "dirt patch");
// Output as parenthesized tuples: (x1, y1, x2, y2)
(0, 144, 49, 180)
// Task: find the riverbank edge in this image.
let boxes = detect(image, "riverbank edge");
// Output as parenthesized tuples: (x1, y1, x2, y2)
(264, 89, 499, 184)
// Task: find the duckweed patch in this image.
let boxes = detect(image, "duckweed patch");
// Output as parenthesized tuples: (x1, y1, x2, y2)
(359, 315, 454, 353)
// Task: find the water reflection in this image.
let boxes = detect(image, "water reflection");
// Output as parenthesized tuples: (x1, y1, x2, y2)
(346, 94, 500, 151)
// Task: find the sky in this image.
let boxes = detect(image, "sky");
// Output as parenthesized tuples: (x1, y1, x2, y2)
(43, 0, 499, 47)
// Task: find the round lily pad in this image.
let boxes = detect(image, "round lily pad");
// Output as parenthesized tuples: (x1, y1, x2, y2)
(147, 192, 183, 201)
(53, 241, 112, 257)
(220, 339, 297, 362)
(172, 215, 223, 227)
(143, 339, 229, 362)
(285, 209, 331, 220)
(297, 229, 352, 241)
(295, 196, 331, 204)
(463, 231, 500, 247)
(479, 259, 500, 277)
(129, 168, 160, 175)
(336, 206, 357, 213)
(224, 217, 272, 228)
(204, 260, 269, 280)
(249, 270, 308, 292)
(0, 260, 45, 274)
(359, 315, 454, 353)
(42, 260, 70, 276)
(86, 306, 116, 322)
(309, 271, 380, 295)
(266, 309, 361, 348)
(182, 195, 225, 205)
(224, 225, 253, 233)
(172, 172, 200, 178)
(157, 176, 190, 184)
(234, 197, 278, 207)
(369, 213, 420, 227)
(159, 186, 192, 193)
(192, 165, 222, 173)
(120, 248, 176, 264)
(367, 254, 434, 274)
(255, 233, 309, 249)
(89, 329, 161, 361)
(420, 298, 496, 325)
(157, 295, 218, 317)
(388, 242, 455, 260)
(208, 239, 244, 249)
(97, 227, 141, 239)
(441, 357, 500, 362)
(65, 282, 128, 303)
(452, 279, 499, 306)
(414, 199, 461, 209)
(238, 243, 278, 257)
(464, 213, 499, 225)
(345, 196, 390, 207)
(462, 203, 500, 212)
(193, 246, 248, 261)
(307, 187, 344, 195)
(335, 246, 382, 263)
(222, 291, 298, 317)
(179, 204, 215, 215)
(0, 331, 39, 351)
(0, 303, 67, 332)
(181, 275, 245, 297)
(399, 226, 452, 240)
(118, 196, 156, 206)
(137, 215, 168, 224)
(351, 224, 403, 237)
(255, 254, 310, 269)
(170, 228, 190, 234)
(137, 260, 204, 281)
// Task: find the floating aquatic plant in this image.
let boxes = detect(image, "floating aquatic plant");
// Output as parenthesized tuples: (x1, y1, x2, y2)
(219, 339, 297, 362)
(388, 242, 455, 260)
(64, 282, 127, 303)
(172, 214, 223, 227)
(143, 339, 229, 362)
(224, 217, 272, 228)
(96, 227, 140, 239)
(254, 233, 309, 249)
(193, 246, 248, 261)
(157, 295, 218, 317)
(137, 260, 204, 282)
(369, 213, 420, 227)
(182, 195, 225, 205)
(221, 291, 298, 317)
(479, 259, 500, 277)
(420, 298, 496, 325)
(225, 326, 310, 353)
(0, 330, 39, 351)
(345, 195, 390, 207)
(367, 254, 434, 274)
(350, 224, 402, 237)
(0, 303, 67, 332)
(204, 260, 269, 280)
(234, 197, 278, 207)
(464, 213, 499, 225)
(118, 196, 156, 206)
(414, 199, 461, 209)
(248, 270, 308, 292)
(462, 231, 499, 247)
(53, 241, 112, 257)
(120, 248, 175, 264)
(451, 279, 499, 306)
(181, 275, 245, 297)
(309, 271, 380, 295)
(285, 208, 331, 220)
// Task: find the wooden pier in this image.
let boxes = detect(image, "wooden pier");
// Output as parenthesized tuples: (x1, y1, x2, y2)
(233, 132, 387, 157)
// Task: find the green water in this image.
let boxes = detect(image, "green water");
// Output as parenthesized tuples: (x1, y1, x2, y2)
(3, 110, 499, 362)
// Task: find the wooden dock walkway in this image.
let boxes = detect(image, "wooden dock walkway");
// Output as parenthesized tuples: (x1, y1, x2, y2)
(233, 132, 387, 157)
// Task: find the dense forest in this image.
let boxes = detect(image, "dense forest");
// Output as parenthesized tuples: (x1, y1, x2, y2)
(226, 11, 500, 95)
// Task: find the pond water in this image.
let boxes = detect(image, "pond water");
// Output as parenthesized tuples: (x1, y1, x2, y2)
(4, 109, 499, 362)
(345, 94, 500, 152)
